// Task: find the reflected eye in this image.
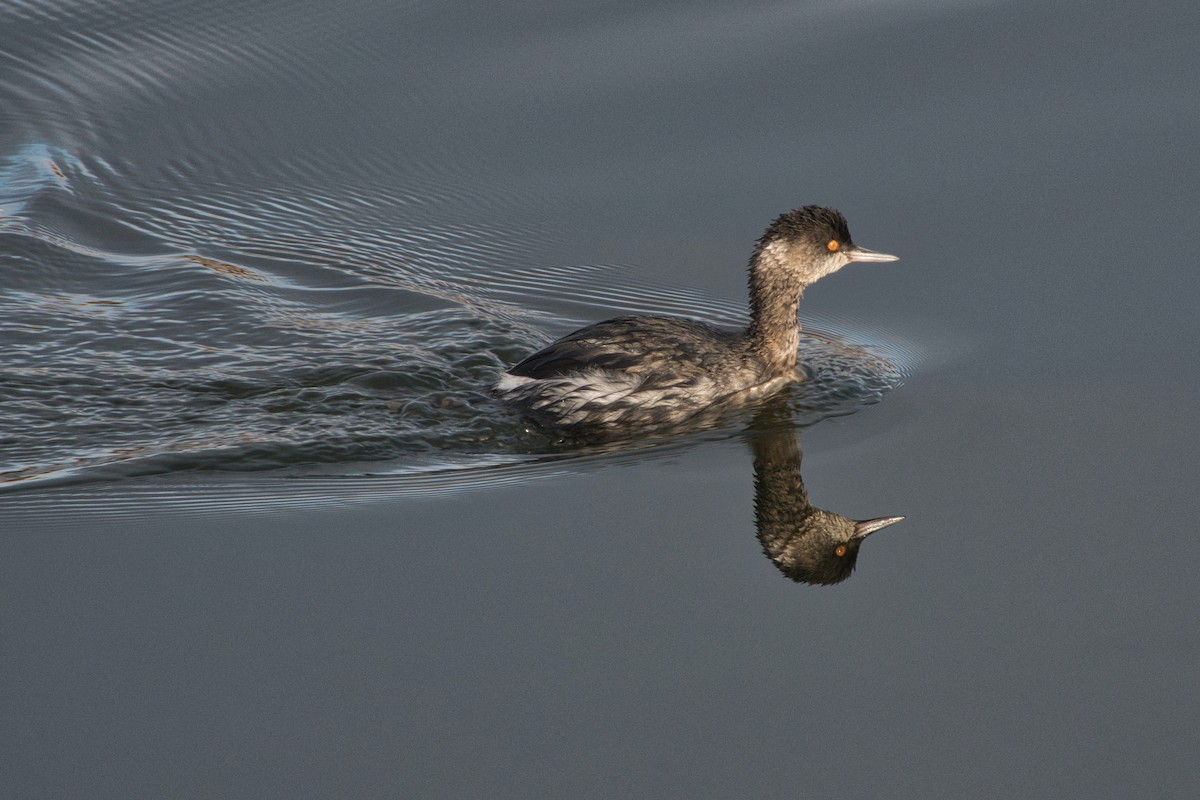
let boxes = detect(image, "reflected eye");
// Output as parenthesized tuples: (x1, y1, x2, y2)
(834, 544, 847, 557)
(827, 239, 840, 252)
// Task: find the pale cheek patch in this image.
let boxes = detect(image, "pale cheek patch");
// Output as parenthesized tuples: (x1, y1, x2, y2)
(760, 240, 793, 266)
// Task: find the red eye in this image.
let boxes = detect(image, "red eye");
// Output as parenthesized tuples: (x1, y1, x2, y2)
(834, 544, 847, 557)
(827, 239, 840, 252)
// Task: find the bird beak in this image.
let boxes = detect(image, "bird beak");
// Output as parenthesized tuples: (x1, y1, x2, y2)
(845, 246, 899, 263)
(853, 515, 905, 539)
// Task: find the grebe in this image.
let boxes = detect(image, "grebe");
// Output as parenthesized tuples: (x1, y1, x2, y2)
(495, 206, 897, 430)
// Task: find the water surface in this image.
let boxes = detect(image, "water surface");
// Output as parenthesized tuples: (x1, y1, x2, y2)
(3, 0, 1199, 797)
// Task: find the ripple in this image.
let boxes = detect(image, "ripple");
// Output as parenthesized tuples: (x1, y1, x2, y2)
(0, 426, 749, 521)
(0, 1, 364, 149)
(0, 130, 917, 497)
(0, 2, 919, 500)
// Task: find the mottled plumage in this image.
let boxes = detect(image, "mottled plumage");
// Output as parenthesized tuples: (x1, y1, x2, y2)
(495, 206, 897, 431)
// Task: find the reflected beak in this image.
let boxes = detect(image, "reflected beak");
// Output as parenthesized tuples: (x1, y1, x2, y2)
(845, 246, 899, 263)
(853, 515, 905, 539)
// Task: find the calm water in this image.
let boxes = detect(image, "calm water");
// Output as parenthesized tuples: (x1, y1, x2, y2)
(3, 0, 1199, 797)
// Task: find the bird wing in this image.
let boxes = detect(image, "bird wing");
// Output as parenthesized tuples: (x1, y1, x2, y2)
(507, 316, 729, 383)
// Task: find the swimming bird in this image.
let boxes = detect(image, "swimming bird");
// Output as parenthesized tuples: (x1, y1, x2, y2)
(495, 206, 897, 431)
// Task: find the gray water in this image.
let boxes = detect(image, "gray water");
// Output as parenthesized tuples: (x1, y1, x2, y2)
(3, 0, 1199, 797)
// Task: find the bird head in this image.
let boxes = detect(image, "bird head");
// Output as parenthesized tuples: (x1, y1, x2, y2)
(753, 205, 898, 286)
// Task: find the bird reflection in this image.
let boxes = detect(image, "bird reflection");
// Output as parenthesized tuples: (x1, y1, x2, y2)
(749, 405, 903, 585)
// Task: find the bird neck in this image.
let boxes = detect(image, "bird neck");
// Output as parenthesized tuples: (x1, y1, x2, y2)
(747, 246, 805, 374)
